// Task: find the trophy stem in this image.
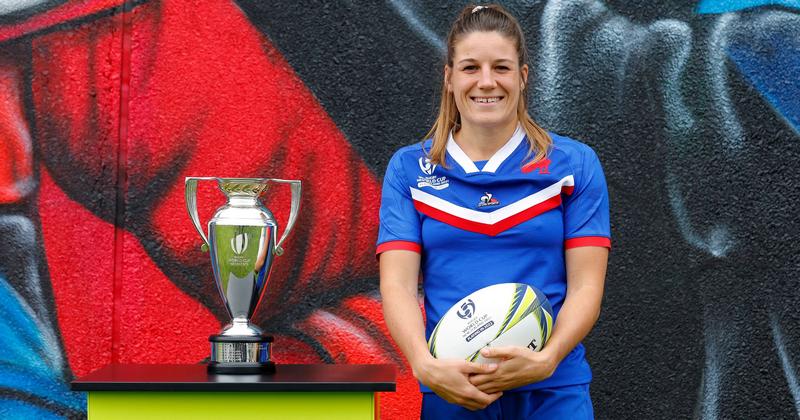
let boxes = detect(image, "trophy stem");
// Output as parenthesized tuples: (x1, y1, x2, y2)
(221, 317, 262, 335)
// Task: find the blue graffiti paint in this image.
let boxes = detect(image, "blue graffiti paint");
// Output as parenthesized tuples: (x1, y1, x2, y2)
(726, 29, 800, 134)
(0, 275, 85, 417)
(387, 0, 445, 54)
(696, 321, 722, 420)
(0, 401, 66, 420)
(697, 0, 800, 14)
(709, 14, 745, 153)
(667, 174, 734, 258)
(770, 314, 800, 415)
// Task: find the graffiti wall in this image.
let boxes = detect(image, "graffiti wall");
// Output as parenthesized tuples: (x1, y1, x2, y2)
(0, 0, 798, 418)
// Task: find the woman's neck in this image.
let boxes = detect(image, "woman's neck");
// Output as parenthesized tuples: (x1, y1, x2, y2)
(453, 120, 518, 162)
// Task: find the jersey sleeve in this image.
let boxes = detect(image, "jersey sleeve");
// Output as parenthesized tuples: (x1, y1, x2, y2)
(376, 150, 422, 255)
(563, 145, 611, 249)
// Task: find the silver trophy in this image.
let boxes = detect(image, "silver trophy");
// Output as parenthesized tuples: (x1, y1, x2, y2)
(185, 177, 301, 374)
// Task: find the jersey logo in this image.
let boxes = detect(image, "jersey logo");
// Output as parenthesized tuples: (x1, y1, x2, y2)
(478, 192, 500, 208)
(418, 157, 436, 175)
(522, 158, 551, 174)
(417, 157, 450, 190)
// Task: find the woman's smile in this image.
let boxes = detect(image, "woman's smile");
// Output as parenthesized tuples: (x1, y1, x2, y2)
(471, 96, 504, 104)
(447, 30, 527, 131)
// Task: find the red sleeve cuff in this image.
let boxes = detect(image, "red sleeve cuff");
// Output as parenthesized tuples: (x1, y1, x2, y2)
(376, 240, 422, 255)
(564, 236, 611, 249)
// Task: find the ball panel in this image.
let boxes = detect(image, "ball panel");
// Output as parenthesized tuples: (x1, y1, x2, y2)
(427, 320, 443, 358)
(494, 284, 537, 340)
(428, 283, 519, 359)
(474, 311, 542, 363)
(539, 305, 554, 345)
(428, 282, 554, 361)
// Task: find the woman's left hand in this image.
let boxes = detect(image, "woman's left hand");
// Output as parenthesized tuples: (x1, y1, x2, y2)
(468, 346, 558, 394)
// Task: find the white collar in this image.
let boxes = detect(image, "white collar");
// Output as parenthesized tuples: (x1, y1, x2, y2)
(446, 124, 526, 174)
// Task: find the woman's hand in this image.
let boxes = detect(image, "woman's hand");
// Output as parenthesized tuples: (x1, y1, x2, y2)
(468, 346, 558, 394)
(414, 356, 503, 411)
(382, 250, 501, 410)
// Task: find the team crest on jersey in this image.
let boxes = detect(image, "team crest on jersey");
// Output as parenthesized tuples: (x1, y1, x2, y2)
(478, 192, 499, 208)
(417, 156, 449, 190)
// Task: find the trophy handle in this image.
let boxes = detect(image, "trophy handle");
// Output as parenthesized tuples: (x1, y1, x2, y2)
(185, 177, 214, 252)
(269, 179, 302, 256)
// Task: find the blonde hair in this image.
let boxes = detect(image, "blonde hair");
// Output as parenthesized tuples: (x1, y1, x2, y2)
(424, 4, 551, 166)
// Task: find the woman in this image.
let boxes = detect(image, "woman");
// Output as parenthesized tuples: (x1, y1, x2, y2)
(378, 4, 610, 419)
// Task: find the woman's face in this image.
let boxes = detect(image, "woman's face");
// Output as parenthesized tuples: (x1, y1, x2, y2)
(446, 31, 528, 133)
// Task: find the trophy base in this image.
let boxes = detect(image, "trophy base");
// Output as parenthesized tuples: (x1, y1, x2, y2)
(207, 334, 275, 375)
(207, 361, 276, 375)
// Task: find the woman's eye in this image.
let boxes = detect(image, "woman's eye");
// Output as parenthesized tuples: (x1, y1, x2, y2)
(496, 66, 510, 71)
(463, 65, 478, 71)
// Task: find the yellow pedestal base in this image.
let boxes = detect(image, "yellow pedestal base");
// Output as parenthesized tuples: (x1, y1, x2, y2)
(88, 391, 378, 420)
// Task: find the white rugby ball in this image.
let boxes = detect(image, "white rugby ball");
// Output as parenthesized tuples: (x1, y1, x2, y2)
(427, 283, 553, 363)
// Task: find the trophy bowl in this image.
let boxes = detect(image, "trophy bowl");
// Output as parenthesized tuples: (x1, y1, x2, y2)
(185, 177, 301, 374)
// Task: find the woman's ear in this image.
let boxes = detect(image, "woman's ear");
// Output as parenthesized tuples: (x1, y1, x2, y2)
(444, 65, 452, 92)
(521, 64, 529, 89)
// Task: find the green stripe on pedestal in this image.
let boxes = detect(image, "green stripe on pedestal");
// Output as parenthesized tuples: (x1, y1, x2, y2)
(88, 391, 376, 419)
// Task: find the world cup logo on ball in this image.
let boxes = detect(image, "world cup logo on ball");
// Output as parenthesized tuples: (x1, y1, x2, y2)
(185, 177, 301, 374)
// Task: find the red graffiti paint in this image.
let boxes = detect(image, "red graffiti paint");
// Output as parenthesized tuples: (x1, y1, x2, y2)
(22, 0, 419, 417)
(0, 49, 34, 204)
(0, 0, 126, 43)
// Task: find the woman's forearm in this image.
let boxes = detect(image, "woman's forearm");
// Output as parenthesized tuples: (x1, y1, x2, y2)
(379, 250, 432, 376)
(381, 280, 432, 373)
(542, 247, 608, 365)
(542, 283, 604, 365)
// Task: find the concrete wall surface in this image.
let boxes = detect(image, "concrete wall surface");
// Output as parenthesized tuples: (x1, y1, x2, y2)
(0, 1, 798, 418)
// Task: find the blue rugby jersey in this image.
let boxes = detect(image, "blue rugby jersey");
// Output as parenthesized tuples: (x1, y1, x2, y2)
(377, 125, 611, 392)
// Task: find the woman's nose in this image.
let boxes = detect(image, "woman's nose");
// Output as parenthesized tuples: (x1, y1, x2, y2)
(477, 67, 496, 89)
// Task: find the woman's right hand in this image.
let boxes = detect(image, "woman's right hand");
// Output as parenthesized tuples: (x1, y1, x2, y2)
(379, 250, 500, 410)
(413, 356, 503, 411)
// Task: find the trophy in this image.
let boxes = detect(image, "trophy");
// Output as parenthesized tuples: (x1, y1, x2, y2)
(185, 177, 301, 374)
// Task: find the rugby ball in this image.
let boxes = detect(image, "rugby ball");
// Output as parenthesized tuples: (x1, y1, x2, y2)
(427, 283, 553, 363)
